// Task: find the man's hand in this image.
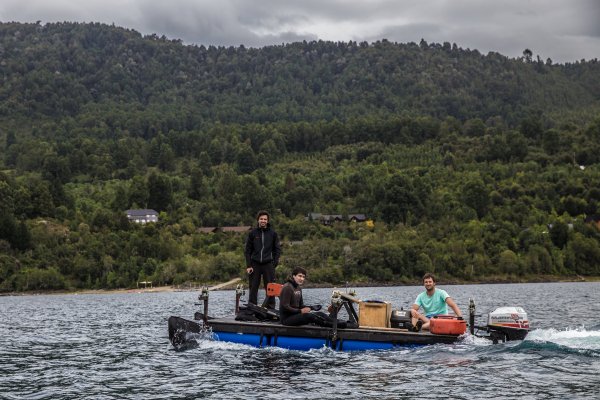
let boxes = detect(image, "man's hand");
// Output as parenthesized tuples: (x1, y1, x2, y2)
(246, 267, 253, 274)
(301, 307, 311, 314)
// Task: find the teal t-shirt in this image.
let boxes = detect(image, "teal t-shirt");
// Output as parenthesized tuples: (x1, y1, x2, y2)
(415, 289, 449, 316)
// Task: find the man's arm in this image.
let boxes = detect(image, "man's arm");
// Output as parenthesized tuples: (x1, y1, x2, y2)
(273, 231, 281, 266)
(244, 232, 254, 270)
(410, 303, 421, 318)
(299, 292, 310, 313)
(445, 297, 462, 318)
(280, 286, 310, 314)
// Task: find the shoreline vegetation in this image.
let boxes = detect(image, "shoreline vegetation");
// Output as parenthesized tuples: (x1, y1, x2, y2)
(1, 23, 600, 295)
(3, 275, 597, 297)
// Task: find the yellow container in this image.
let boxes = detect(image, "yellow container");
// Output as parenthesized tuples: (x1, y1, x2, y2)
(359, 301, 391, 328)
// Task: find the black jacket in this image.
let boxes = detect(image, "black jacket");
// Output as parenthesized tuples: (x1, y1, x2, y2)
(244, 223, 281, 266)
(279, 278, 304, 321)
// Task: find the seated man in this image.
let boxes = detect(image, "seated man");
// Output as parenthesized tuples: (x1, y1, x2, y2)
(410, 273, 462, 332)
(279, 267, 339, 327)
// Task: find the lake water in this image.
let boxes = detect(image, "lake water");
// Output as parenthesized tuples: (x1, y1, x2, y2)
(1, 282, 599, 399)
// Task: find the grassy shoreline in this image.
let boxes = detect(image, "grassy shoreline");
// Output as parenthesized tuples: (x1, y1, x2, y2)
(0, 285, 180, 297)
(2, 275, 599, 297)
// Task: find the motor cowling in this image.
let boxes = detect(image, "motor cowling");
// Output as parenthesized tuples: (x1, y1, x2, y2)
(488, 306, 529, 328)
(487, 306, 529, 341)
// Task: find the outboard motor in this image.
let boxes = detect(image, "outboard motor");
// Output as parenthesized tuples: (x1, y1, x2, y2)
(469, 299, 530, 343)
(487, 306, 529, 342)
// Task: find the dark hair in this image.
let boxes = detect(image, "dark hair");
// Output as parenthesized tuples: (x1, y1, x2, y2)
(292, 267, 307, 276)
(422, 273, 436, 283)
(256, 210, 270, 221)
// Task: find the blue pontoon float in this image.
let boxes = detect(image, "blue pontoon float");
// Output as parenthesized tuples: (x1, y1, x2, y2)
(168, 284, 529, 351)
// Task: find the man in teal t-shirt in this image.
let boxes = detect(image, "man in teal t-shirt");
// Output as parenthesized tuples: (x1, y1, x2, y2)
(409, 273, 462, 332)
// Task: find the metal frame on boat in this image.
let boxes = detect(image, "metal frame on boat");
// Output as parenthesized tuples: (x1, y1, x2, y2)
(168, 315, 461, 351)
(168, 284, 530, 351)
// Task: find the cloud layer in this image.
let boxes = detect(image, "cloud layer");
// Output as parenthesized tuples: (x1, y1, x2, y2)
(1, 0, 599, 63)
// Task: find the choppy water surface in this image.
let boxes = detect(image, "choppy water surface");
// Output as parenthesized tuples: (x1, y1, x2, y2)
(1, 282, 599, 399)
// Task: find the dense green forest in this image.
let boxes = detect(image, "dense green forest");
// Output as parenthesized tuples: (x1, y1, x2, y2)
(1, 21, 600, 292)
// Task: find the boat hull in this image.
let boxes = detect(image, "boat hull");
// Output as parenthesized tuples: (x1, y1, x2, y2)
(168, 316, 463, 351)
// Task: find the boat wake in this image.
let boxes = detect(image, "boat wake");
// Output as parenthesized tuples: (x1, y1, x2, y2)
(171, 316, 600, 357)
(194, 337, 257, 352)
(516, 327, 600, 356)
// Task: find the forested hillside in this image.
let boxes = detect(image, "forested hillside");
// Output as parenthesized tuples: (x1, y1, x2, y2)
(1, 21, 600, 292)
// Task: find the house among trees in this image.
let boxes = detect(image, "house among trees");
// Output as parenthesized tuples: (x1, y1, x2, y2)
(322, 214, 343, 225)
(198, 226, 251, 234)
(306, 213, 367, 225)
(126, 209, 159, 224)
(198, 227, 218, 234)
(306, 213, 323, 221)
(221, 226, 252, 233)
(348, 214, 367, 222)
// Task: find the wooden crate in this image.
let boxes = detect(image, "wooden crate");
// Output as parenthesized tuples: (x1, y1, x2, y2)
(359, 301, 392, 328)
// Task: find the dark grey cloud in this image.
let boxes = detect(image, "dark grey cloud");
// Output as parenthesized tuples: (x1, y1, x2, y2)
(578, 0, 600, 36)
(1, 0, 598, 62)
(132, 0, 319, 47)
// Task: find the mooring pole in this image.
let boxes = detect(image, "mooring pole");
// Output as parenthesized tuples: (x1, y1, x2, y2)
(329, 291, 344, 349)
(469, 298, 475, 335)
(235, 284, 245, 314)
(199, 286, 209, 325)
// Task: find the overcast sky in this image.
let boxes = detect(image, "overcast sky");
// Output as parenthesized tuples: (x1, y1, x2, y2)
(1, 0, 599, 63)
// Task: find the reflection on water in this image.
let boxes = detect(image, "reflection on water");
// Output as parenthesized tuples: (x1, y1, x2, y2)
(1, 282, 600, 399)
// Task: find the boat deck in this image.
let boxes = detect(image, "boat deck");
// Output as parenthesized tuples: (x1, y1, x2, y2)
(170, 316, 463, 351)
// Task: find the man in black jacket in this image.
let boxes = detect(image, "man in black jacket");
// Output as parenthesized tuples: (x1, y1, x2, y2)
(280, 267, 343, 327)
(279, 267, 311, 324)
(245, 210, 281, 308)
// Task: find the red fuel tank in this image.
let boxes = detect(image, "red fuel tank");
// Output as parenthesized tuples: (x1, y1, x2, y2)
(429, 315, 467, 335)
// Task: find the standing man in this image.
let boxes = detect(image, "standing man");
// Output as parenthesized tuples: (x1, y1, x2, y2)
(410, 273, 463, 332)
(245, 210, 281, 308)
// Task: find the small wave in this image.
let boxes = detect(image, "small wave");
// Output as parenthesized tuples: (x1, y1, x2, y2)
(195, 338, 255, 352)
(457, 333, 496, 347)
(172, 327, 600, 358)
(517, 327, 600, 357)
(528, 327, 600, 346)
(192, 338, 343, 357)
